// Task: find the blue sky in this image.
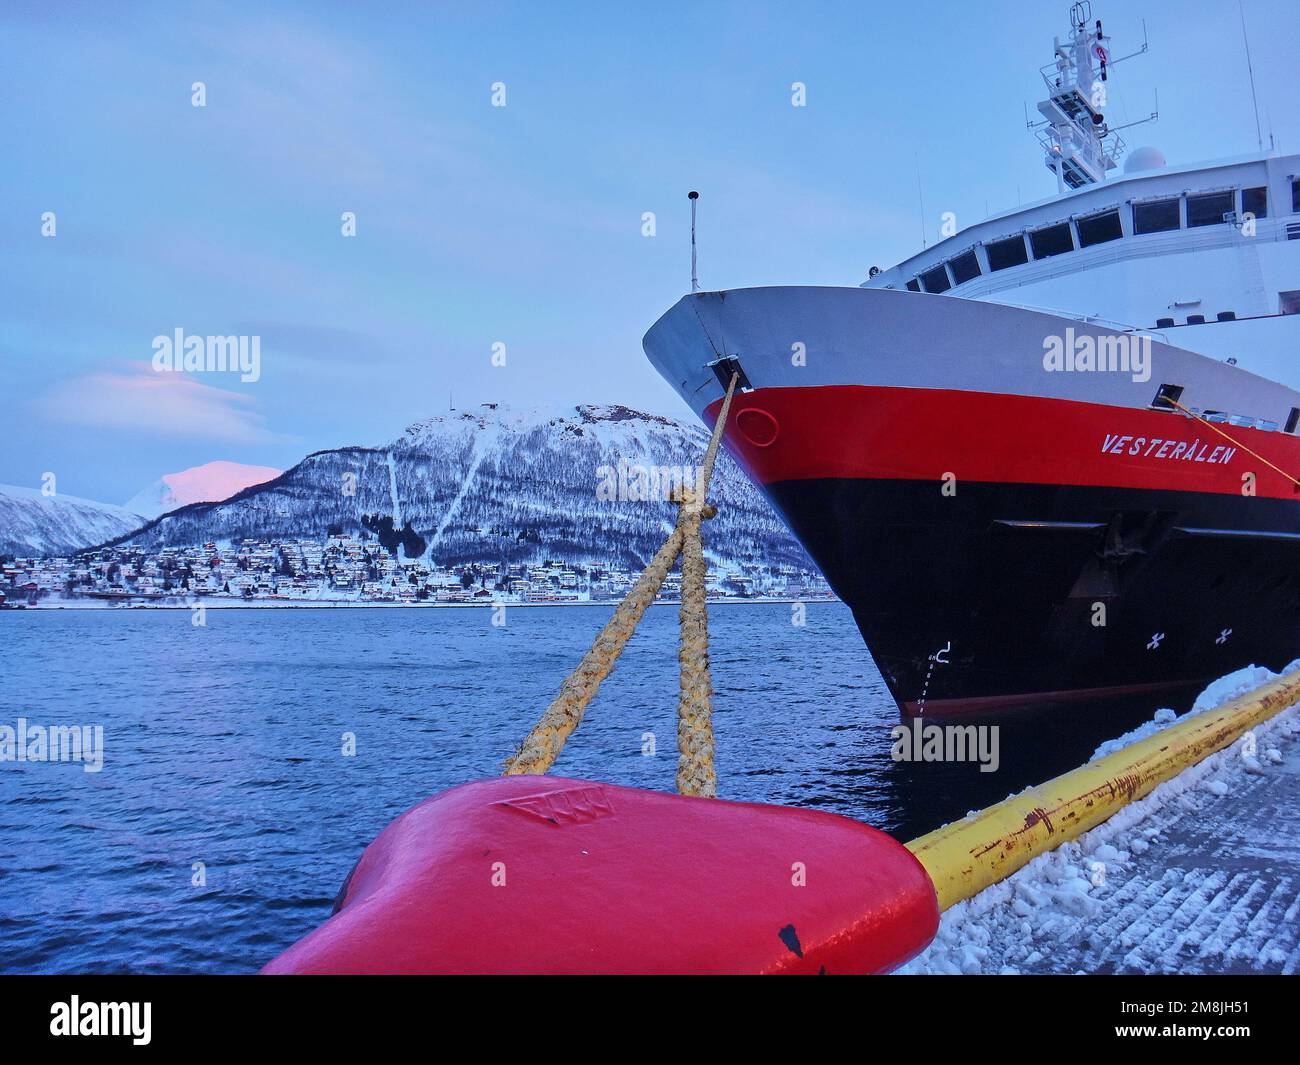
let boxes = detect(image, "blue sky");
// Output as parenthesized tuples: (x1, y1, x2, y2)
(2, 0, 1297, 503)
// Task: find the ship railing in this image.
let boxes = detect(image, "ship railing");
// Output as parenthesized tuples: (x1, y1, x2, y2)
(1100, 127, 1126, 168)
(1039, 62, 1093, 99)
(1033, 124, 1125, 172)
(990, 298, 1168, 342)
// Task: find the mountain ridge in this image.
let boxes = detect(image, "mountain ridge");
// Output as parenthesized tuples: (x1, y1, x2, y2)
(0, 485, 145, 558)
(103, 403, 811, 575)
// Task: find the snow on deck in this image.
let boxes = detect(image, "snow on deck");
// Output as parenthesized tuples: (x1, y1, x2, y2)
(900, 664, 1300, 975)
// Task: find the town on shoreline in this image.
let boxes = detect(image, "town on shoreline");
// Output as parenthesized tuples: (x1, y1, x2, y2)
(0, 532, 836, 610)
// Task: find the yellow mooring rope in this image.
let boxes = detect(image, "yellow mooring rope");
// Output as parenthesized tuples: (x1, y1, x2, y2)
(1165, 394, 1300, 491)
(503, 373, 740, 797)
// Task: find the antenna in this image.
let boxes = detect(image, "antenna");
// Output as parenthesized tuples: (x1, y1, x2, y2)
(1238, 0, 1263, 152)
(1027, 6, 1155, 190)
(688, 191, 700, 293)
(915, 156, 927, 248)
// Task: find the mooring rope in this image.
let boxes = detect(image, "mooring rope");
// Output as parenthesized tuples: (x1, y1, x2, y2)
(674, 490, 717, 797)
(1164, 394, 1300, 491)
(501, 526, 687, 777)
(503, 373, 741, 795)
(673, 373, 739, 797)
(695, 373, 739, 507)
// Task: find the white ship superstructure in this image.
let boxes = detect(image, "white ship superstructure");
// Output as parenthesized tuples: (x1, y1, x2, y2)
(866, 152, 1300, 389)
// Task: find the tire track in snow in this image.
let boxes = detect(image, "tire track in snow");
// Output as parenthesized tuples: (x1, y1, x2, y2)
(385, 451, 402, 528)
(430, 424, 497, 549)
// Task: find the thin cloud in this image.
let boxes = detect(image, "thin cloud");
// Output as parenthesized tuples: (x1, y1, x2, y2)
(34, 363, 284, 445)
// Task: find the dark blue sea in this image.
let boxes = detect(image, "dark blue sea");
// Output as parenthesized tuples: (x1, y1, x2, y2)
(0, 603, 1160, 973)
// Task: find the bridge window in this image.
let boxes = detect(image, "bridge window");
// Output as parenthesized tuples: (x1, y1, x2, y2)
(947, 249, 981, 285)
(905, 278, 921, 292)
(1028, 222, 1074, 259)
(1242, 186, 1268, 219)
(1217, 311, 1237, 321)
(986, 235, 1029, 271)
(1187, 314, 1206, 325)
(1155, 317, 1175, 328)
(1187, 191, 1235, 228)
(1293, 178, 1300, 213)
(1076, 209, 1123, 247)
(1133, 198, 1180, 234)
(920, 265, 951, 293)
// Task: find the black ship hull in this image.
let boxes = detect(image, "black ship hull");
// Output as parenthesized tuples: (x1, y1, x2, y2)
(765, 476, 1300, 715)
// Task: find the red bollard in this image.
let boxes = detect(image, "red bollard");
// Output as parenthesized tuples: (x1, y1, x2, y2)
(263, 777, 939, 975)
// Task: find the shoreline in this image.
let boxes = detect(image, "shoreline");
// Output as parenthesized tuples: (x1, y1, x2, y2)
(1, 596, 840, 612)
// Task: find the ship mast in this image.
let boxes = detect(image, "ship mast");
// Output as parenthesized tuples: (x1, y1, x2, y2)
(1029, 2, 1156, 192)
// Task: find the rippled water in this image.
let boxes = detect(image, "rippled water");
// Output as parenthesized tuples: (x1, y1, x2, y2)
(0, 603, 1159, 973)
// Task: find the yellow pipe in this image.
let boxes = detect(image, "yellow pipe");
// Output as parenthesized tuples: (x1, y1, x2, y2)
(906, 668, 1300, 912)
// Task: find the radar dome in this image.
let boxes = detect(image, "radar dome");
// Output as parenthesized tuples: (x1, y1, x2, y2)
(1124, 147, 1167, 174)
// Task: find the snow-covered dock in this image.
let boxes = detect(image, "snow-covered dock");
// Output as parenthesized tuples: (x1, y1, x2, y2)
(903, 665, 1300, 974)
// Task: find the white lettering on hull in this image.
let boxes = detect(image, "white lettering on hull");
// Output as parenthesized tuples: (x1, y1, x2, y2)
(1100, 434, 1236, 465)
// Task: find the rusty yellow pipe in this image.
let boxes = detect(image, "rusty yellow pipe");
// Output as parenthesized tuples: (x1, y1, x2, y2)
(906, 667, 1300, 912)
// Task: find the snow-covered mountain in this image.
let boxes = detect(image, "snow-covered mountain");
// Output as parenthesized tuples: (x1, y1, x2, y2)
(125, 460, 282, 519)
(0, 485, 145, 558)
(111, 404, 813, 572)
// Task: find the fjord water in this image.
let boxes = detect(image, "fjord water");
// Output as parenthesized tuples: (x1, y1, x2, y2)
(0, 604, 1161, 974)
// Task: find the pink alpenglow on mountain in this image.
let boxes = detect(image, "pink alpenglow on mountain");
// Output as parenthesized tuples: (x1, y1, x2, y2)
(126, 461, 282, 519)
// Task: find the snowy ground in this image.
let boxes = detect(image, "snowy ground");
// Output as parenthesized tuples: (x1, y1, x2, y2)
(901, 664, 1300, 975)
